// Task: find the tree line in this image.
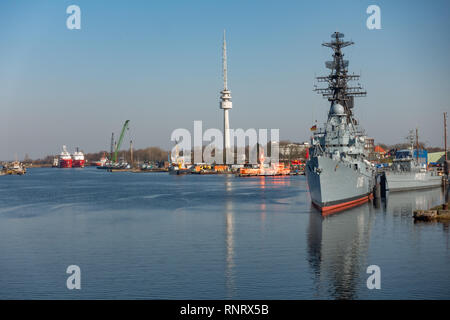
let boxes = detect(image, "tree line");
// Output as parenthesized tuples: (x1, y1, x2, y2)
(18, 141, 447, 165)
(27, 147, 169, 164)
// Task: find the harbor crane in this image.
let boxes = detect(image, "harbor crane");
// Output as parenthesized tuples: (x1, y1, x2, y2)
(111, 120, 130, 164)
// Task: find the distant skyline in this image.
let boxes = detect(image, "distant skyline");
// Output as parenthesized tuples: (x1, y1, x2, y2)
(0, 0, 449, 160)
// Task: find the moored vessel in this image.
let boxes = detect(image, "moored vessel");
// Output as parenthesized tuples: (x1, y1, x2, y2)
(168, 143, 190, 175)
(92, 153, 108, 167)
(1, 161, 26, 175)
(385, 130, 442, 192)
(58, 145, 73, 168)
(238, 148, 290, 176)
(72, 147, 85, 168)
(306, 32, 376, 214)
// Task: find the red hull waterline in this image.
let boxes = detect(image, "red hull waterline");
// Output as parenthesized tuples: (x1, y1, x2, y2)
(72, 160, 85, 168)
(59, 159, 73, 168)
(313, 193, 373, 216)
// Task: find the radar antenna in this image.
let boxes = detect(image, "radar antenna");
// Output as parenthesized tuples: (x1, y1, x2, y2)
(314, 32, 366, 118)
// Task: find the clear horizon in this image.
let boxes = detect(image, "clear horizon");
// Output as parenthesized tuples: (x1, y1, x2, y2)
(1, 0, 449, 160)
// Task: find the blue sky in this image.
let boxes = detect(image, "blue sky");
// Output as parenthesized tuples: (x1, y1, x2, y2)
(0, 0, 449, 159)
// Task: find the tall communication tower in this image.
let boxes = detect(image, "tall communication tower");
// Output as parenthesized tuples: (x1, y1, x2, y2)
(220, 30, 232, 163)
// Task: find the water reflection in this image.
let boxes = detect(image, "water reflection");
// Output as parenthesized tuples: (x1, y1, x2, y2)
(259, 177, 266, 189)
(266, 176, 291, 186)
(224, 176, 235, 299)
(387, 188, 445, 216)
(2, 169, 448, 299)
(307, 205, 374, 299)
(307, 186, 448, 299)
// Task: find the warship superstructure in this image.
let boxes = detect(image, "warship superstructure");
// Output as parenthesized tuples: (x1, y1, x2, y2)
(306, 32, 376, 214)
(385, 130, 442, 192)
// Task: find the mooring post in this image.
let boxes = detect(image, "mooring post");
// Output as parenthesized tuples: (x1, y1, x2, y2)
(444, 177, 448, 210)
(380, 172, 387, 198)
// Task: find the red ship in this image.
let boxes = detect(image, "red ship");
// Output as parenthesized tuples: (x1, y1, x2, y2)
(59, 145, 73, 168)
(72, 147, 85, 168)
(92, 152, 108, 167)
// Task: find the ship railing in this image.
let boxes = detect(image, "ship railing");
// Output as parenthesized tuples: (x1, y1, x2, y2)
(382, 168, 424, 175)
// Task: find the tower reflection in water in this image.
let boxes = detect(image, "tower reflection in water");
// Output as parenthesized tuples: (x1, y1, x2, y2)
(225, 176, 235, 299)
(224, 175, 272, 298)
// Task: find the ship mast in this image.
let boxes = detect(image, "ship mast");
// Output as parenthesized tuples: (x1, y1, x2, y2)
(416, 128, 419, 162)
(110, 132, 114, 162)
(445, 112, 448, 162)
(314, 32, 366, 119)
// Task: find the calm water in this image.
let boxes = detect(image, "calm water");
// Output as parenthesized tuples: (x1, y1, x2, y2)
(0, 167, 448, 299)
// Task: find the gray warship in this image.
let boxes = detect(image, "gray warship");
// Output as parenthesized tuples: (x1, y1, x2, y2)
(385, 130, 442, 192)
(306, 32, 376, 214)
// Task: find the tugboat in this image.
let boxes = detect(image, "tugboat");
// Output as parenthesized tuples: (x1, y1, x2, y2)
(306, 32, 376, 214)
(385, 130, 442, 191)
(52, 157, 59, 167)
(92, 152, 108, 167)
(58, 145, 73, 168)
(1, 161, 26, 175)
(168, 144, 190, 175)
(168, 160, 190, 175)
(238, 147, 290, 176)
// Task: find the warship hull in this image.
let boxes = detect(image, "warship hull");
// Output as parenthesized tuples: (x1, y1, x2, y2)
(307, 32, 375, 215)
(385, 171, 442, 192)
(306, 156, 373, 214)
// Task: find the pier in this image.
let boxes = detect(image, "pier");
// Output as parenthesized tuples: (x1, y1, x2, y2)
(413, 203, 450, 222)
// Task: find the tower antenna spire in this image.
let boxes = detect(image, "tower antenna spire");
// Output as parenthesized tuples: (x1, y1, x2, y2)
(220, 29, 232, 164)
(223, 29, 228, 90)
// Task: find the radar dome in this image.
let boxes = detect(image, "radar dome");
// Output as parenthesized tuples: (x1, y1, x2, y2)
(330, 103, 345, 115)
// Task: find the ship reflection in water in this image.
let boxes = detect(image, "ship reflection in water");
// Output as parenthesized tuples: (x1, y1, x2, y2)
(307, 206, 374, 299)
(0, 169, 448, 299)
(307, 187, 449, 299)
